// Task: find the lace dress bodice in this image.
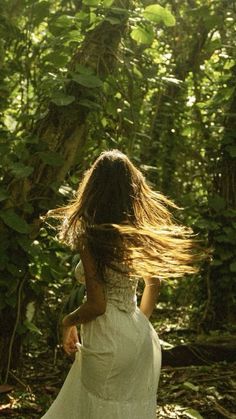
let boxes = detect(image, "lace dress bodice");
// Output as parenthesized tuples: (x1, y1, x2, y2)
(75, 261, 139, 313)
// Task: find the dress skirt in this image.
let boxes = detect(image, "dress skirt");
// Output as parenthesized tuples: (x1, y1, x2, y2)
(41, 303, 162, 419)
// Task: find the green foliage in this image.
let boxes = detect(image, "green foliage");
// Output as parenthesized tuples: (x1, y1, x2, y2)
(71, 73, 103, 88)
(39, 151, 65, 166)
(51, 93, 75, 106)
(0, 210, 31, 234)
(184, 409, 204, 419)
(143, 4, 176, 27)
(0, 0, 235, 376)
(130, 26, 154, 45)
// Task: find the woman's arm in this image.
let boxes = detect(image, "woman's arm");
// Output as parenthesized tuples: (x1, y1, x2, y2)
(62, 243, 106, 328)
(139, 277, 161, 319)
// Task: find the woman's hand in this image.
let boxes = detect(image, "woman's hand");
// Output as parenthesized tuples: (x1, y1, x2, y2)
(62, 323, 79, 355)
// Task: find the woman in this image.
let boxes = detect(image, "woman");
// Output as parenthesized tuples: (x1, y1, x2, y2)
(42, 149, 203, 419)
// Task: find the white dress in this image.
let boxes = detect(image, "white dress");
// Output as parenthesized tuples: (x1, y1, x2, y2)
(41, 262, 161, 419)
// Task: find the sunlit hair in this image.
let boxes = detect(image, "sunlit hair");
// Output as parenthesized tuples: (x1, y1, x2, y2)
(47, 150, 208, 280)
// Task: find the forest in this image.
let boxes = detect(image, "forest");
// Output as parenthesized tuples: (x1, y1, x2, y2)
(0, 0, 235, 417)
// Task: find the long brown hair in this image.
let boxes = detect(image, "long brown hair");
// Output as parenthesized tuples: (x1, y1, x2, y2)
(47, 150, 208, 280)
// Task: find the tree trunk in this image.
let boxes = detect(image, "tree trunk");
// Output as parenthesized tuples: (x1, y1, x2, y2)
(162, 337, 236, 367)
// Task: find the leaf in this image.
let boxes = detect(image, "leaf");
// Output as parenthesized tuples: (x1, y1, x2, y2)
(162, 76, 183, 85)
(32, 1, 50, 25)
(130, 26, 154, 45)
(53, 14, 74, 27)
(72, 73, 103, 88)
(78, 99, 101, 110)
(51, 92, 75, 106)
(7, 263, 23, 277)
(196, 219, 220, 231)
(230, 262, 236, 272)
(66, 30, 82, 42)
(75, 11, 89, 21)
(208, 195, 226, 211)
(211, 259, 222, 266)
(49, 15, 75, 36)
(10, 162, 34, 178)
(102, 0, 114, 7)
(223, 209, 236, 217)
(183, 381, 199, 392)
(39, 151, 64, 167)
(76, 285, 86, 306)
(226, 145, 236, 157)
(218, 249, 233, 261)
(26, 302, 36, 322)
(66, 285, 85, 312)
(24, 320, 42, 335)
(44, 52, 68, 67)
(75, 64, 94, 75)
(0, 143, 9, 154)
(0, 210, 31, 234)
(215, 233, 235, 244)
(143, 5, 176, 27)
(82, 0, 100, 5)
(105, 16, 122, 24)
(184, 408, 204, 419)
(0, 188, 9, 202)
(108, 7, 128, 16)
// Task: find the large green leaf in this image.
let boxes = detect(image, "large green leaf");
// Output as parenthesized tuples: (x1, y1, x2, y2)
(79, 99, 102, 110)
(51, 92, 75, 106)
(130, 26, 154, 45)
(48, 14, 75, 35)
(39, 151, 64, 167)
(75, 64, 94, 75)
(32, 1, 50, 25)
(10, 162, 34, 178)
(72, 73, 103, 88)
(44, 52, 68, 67)
(24, 320, 42, 335)
(66, 30, 83, 42)
(143, 5, 176, 27)
(0, 210, 31, 234)
(52, 14, 75, 27)
(75, 11, 90, 21)
(65, 285, 85, 312)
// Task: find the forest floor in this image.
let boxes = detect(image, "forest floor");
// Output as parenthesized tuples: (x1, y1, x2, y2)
(0, 304, 236, 419)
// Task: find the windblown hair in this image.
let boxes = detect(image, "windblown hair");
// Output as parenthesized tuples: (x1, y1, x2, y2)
(47, 150, 207, 280)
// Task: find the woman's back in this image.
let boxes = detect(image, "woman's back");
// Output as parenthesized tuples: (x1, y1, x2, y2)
(75, 261, 139, 313)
